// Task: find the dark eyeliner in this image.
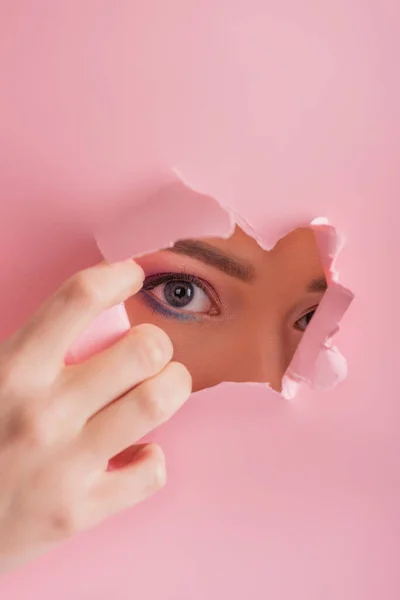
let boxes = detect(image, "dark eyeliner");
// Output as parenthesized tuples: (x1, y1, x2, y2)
(140, 271, 221, 320)
(140, 291, 200, 322)
(143, 272, 220, 303)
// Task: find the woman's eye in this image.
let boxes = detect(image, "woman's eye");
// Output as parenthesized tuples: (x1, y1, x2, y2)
(294, 308, 317, 332)
(145, 276, 218, 315)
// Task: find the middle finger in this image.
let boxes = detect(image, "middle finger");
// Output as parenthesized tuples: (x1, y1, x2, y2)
(61, 323, 173, 423)
(80, 361, 192, 461)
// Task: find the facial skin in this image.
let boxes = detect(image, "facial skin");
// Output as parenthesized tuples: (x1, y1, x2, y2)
(125, 227, 327, 393)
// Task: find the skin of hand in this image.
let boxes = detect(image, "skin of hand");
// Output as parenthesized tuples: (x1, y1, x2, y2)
(0, 260, 192, 573)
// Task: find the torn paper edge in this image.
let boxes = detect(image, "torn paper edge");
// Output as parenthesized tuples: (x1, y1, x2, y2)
(94, 171, 354, 400)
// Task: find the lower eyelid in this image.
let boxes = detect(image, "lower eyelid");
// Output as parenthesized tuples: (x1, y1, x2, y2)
(143, 274, 221, 314)
(144, 272, 220, 302)
(140, 290, 200, 322)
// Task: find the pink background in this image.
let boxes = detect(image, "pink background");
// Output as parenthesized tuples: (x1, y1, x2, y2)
(0, 1, 399, 598)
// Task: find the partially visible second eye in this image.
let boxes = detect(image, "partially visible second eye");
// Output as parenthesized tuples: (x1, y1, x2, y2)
(294, 308, 317, 332)
(143, 274, 220, 316)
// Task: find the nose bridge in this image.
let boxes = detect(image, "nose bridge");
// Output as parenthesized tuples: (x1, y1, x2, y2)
(230, 314, 288, 390)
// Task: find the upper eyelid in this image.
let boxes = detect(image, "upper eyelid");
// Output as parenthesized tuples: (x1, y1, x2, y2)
(142, 272, 192, 292)
(288, 292, 323, 322)
(296, 304, 319, 320)
(141, 273, 222, 319)
(290, 304, 319, 331)
(144, 271, 202, 285)
(143, 272, 221, 303)
(292, 305, 319, 331)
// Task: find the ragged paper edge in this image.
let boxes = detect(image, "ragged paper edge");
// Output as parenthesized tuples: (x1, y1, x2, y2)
(95, 171, 354, 400)
(281, 220, 354, 400)
(96, 170, 235, 262)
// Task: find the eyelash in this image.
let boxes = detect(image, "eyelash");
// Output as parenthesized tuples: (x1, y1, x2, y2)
(141, 272, 319, 330)
(293, 305, 319, 332)
(141, 272, 221, 319)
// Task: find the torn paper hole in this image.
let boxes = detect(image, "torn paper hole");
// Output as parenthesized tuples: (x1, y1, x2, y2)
(68, 173, 354, 400)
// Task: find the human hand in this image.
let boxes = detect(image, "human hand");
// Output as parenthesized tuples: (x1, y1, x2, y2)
(0, 260, 192, 572)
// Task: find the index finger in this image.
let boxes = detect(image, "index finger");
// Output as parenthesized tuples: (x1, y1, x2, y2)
(11, 260, 143, 369)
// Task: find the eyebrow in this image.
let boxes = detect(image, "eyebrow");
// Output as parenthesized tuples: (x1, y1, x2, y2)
(167, 239, 328, 291)
(167, 240, 255, 282)
(307, 276, 328, 292)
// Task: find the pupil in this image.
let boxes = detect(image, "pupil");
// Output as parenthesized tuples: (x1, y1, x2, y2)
(164, 280, 194, 308)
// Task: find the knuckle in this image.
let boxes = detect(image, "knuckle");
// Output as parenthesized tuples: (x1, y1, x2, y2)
(135, 361, 192, 424)
(138, 385, 169, 423)
(66, 271, 103, 308)
(130, 325, 172, 371)
(1, 368, 44, 400)
(152, 459, 167, 491)
(146, 445, 167, 491)
(0, 361, 21, 395)
(50, 505, 82, 539)
(167, 361, 192, 395)
(131, 334, 163, 373)
(7, 406, 51, 447)
(0, 341, 56, 392)
(0, 356, 37, 397)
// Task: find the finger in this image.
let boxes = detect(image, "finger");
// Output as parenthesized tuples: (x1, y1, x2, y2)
(63, 323, 173, 422)
(10, 260, 144, 370)
(82, 361, 192, 460)
(107, 444, 148, 471)
(90, 444, 167, 523)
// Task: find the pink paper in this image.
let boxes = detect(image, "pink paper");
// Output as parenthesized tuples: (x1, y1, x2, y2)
(65, 304, 131, 364)
(94, 179, 354, 397)
(0, 2, 398, 599)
